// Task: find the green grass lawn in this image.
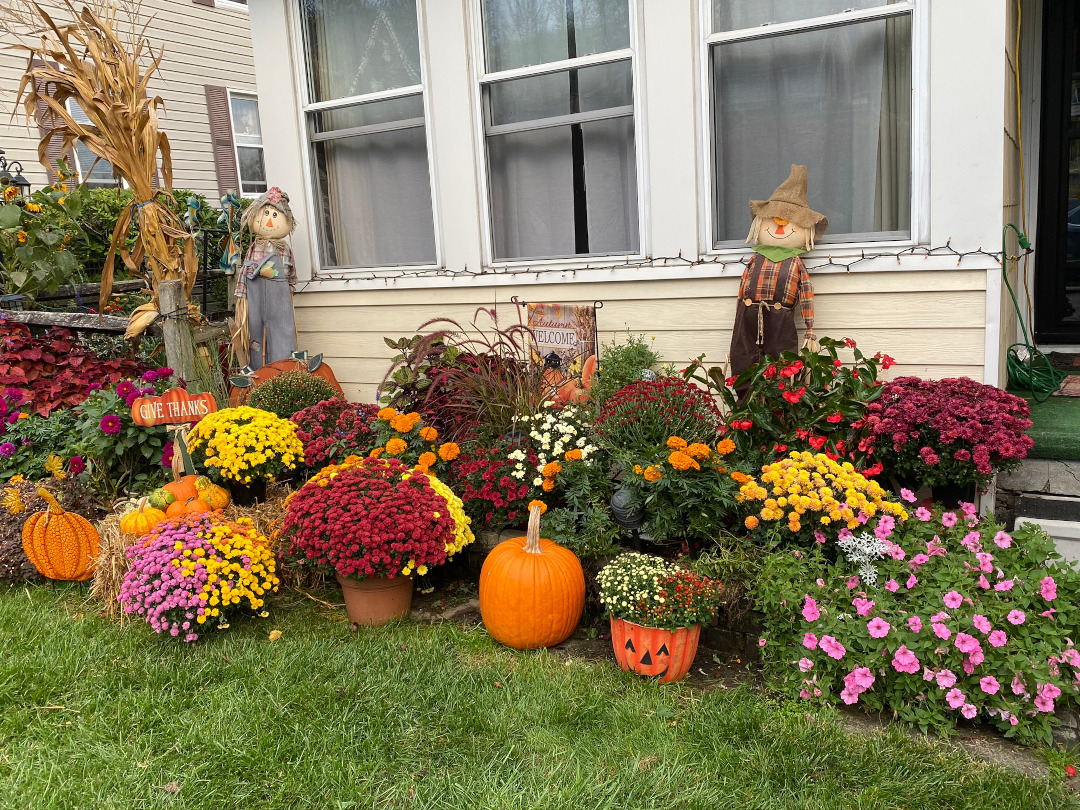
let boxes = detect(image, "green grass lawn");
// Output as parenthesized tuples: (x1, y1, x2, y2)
(0, 585, 1075, 810)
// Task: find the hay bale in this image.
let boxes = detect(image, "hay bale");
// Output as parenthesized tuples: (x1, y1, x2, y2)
(90, 513, 131, 621)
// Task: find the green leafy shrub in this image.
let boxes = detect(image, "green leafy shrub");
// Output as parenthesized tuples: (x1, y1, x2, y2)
(593, 377, 722, 455)
(755, 502, 1080, 745)
(0, 409, 78, 482)
(247, 371, 341, 420)
(591, 333, 661, 407)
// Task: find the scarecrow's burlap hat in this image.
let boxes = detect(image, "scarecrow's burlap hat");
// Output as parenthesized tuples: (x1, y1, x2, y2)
(749, 165, 829, 239)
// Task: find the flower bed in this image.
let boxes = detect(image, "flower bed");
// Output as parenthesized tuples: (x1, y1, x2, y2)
(755, 503, 1080, 744)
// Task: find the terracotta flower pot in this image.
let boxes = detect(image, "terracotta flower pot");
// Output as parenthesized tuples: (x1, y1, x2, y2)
(610, 617, 701, 683)
(336, 573, 413, 626)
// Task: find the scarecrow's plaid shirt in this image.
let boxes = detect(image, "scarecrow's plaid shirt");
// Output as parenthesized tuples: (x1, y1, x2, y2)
(234, 242, 296, 299)
(738, 254, 815, 340)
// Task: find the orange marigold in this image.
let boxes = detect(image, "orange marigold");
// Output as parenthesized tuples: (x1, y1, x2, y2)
(542, 478, 556, 492)
(419, 426, 438, 442)
(633, 464, 644, 475)
(438, 442, 460, 461)
(377, 407, 397, 420)
(668, 451, 700, 471)
(744, 515, 760, 530)
(666, 436, 688, 450)
(385, 438, 407, 456)
(730, 471, 751, 484)
(542, 461, 562, 478)
(390, 414, 415, 433)
(716, 438, 736, 455)
(369, 447, 385, 459)
(685, 442, 711, 460)
(643, 465, 662, 482)
(528, 499, 548, 515)
(564, 448, 583, 462)
(417, 452, 437, 468)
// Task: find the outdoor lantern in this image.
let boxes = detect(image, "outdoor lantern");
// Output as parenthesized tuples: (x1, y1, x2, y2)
(0, 149, 31, 198)
(610, 487, 646, 552)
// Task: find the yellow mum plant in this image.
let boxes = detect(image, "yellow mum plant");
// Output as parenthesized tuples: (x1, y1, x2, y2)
(737, 451, 908, 537)
(185, 406, 304, 484)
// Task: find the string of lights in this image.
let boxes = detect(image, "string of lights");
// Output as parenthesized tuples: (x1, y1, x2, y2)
(295, 240, 1030, 292)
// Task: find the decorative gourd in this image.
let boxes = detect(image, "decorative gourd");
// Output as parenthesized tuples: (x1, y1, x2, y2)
(479, 505, 585, 650)
(21, 488, 101, 581)
(147, 487, 175, 510)
(162, 475, 199, 503)
(119, 498, 167, 537)
(165, 497, 211, 518)
(199, 486, 231, 509)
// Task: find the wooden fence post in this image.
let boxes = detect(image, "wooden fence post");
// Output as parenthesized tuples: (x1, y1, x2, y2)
(158, 279, 197, 384)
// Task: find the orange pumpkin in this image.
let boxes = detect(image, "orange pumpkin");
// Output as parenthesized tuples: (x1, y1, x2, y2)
(165, 497, 211, 518)
(610, 618, 701, 683)
(119, 498, 168, 537)
(479, 505, 585, 650)
(21, 488, 101, 581)
(163, 475, 199, 503)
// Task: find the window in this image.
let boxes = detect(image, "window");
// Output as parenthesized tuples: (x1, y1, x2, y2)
(298, 0, 437, 269)
(708, 1, 913, 247)
(478, 0, 640, 261)
(66, 99, 121, 188)
(229, 93, 266, 196)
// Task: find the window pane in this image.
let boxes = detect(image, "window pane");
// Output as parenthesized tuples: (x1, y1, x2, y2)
(488, 118, 637, 260)
(67, 101, 118, 186)
(300, 0, 422, 103)
(488, 60, 632, 126)
(713, 0, 903, 32)
(711, 14, 911, 244)
(237, 146, 266, 195)
(482, 0, 630, 72)
(310, 98, 436, 267)
(230, 94, 262, 145)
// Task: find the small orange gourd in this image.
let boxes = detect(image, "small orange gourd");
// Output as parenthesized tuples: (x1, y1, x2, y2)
(21, 488, 101, 581)
(166, 497, 211, 518)
(119, 498, 167, 537)
(479, 505, 585, 650)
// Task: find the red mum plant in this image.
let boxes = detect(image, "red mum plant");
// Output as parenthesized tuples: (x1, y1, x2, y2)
(868, 377, 1033, 489)
(291, 398, 379, 468)
(455, 439, 541, 533)
(281, 456, 473, 581)
(594, 377, 723, 455)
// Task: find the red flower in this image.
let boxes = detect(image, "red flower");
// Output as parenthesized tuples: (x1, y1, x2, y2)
(1067, 765, 1077, 778)
(826, 412, 843, 424)
(780, 361, 803, 379)
(781, 386, 806, 404)
(843, 337, 857, 348)
(773, 444, 788, 453)
(763, 365, 777, 380)
(807, 434, 827, 450)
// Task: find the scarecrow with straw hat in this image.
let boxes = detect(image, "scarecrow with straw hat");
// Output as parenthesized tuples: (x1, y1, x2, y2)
(234, 187, 298, 370)
(729, 164, 829, 381)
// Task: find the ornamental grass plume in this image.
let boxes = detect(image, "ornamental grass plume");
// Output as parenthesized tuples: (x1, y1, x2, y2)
(281, 456, 473, 581)
(119, 514, 279, 642)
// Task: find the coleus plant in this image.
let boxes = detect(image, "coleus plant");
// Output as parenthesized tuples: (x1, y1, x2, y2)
(0, 322, 147, 417)
(682, 336, 890, 473)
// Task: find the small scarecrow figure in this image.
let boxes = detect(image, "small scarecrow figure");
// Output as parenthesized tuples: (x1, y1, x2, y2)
(234, 187, 297, 370)
(729, 164, 828, 379)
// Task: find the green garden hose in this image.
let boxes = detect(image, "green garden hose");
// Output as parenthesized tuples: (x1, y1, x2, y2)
(1002, 223, 1065, 403)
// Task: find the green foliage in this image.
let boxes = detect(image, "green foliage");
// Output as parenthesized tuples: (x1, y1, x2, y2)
(542, 458, 620, 559)
(594, 376, 723, 456)
(0, 410, 79, 482)
(247, 371, 341, 420)
(591, 332, 661, 407)
(378, 334, 461, 412)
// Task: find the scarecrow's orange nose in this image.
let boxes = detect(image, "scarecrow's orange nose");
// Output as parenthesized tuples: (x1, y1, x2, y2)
(264, 217, 274, 230)
(773, 216, 788, 235)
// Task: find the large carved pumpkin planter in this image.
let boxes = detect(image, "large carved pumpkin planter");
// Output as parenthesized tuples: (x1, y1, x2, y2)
(337, 573, 413, 627)
(610, 618, 701, 683)
(479, 505, 585, 650)
(22, 489, 101, 582)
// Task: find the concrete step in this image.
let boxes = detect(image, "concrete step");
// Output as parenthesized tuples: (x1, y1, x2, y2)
(1015, 494, 1080, 564)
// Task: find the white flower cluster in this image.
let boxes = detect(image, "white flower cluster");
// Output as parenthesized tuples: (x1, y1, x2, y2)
(509, 405, 598, 483)
(836, 531, 890, 586)
(596, 552, 674, 614)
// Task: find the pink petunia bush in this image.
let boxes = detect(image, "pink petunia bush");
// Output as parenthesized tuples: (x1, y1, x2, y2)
(755, 504, 1080, 744)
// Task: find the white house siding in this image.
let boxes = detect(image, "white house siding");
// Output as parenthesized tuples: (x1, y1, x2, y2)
(248, 0, 1006, 404)
(0, 0, 255, 199)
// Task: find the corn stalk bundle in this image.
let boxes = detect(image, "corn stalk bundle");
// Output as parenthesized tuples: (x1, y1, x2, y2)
(12, 1, 199, 338)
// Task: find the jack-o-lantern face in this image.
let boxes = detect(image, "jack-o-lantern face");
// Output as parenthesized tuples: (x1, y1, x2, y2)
(623, 637, 671, 680)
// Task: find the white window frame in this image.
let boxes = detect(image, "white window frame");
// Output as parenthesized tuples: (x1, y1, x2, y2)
(285, 0, 443, 275)
(65, 98, 122, 189)
(226, 89, 266, 200)
(467, 0, 650, 268)
(215, 0, 249, 13)
(697, 0, 929, 255)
